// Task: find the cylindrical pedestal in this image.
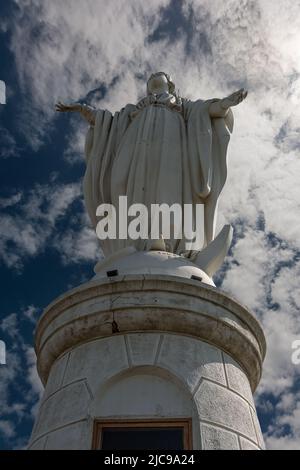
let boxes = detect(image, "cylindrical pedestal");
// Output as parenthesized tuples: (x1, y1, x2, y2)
(28, 273, 266, 450)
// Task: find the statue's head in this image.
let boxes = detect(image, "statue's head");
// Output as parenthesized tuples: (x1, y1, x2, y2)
(147, 72, 175, 95)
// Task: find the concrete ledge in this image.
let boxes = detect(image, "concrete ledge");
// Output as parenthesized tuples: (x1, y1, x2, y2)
(35, 275, 266, 391)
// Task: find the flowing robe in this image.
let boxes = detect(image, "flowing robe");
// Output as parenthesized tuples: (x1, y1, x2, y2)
(84, 98, 233, 257)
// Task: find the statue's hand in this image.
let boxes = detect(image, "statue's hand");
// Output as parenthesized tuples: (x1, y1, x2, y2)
(221, 88, 248, 109)
(55, 101, 81, 113)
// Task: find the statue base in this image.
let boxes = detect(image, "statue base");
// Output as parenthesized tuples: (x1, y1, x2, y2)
(28, 269, 266, 450)
(94, 249, 215, 286)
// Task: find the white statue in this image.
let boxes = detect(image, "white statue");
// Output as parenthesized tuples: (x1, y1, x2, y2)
(56, 72, 247, 276)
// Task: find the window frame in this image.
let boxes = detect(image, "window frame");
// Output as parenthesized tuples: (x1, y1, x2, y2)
(92, 418, 193, 450)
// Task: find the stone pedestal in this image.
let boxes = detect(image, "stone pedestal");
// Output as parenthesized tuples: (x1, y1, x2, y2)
(28, 253, 266, 450)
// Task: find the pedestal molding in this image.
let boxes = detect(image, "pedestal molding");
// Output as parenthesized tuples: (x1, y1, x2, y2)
(35, 275, 266, 391)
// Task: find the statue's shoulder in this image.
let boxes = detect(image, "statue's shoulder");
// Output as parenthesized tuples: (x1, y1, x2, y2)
(182, 97, 205, 108)
(121, 103, 137, 113)
(182, 98, 206, 119)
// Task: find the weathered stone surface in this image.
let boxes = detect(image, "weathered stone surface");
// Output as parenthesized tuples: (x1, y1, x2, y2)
(29, 436, 47, 450)
(35, 275, 265, 391)
(29, 275, 265, 450)
(44, 420, 91, 450)
(126, 333, 161, 366)
(62, 336, 128, 394)
(223, 352, 254, 406)
(33, 380, 90, 438)
(250, 405, 265, 449)
(240, 437, 260, 450)
(43, 352, 69, 399)
(158, 334, 226, 392)
(92, 371, 195, 418)
(200, 423, 240, 450)
(195, 380, 257, 443)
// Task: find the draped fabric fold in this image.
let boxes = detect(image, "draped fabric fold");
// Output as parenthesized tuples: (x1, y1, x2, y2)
(83, 99, 233, 257)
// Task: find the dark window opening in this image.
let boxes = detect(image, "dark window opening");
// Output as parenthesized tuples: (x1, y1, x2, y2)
(92, 419, 192, 450)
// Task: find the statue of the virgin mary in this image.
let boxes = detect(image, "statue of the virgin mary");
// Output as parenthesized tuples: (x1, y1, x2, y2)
(56, 72, 247, 276)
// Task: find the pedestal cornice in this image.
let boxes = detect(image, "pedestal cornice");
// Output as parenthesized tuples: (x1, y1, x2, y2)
(35, 274, 266, 391)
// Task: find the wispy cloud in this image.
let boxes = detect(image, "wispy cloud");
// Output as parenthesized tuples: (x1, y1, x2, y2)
(0, 309, 43, 448)
(0, 126, 20, 158)
(52, 224, 101, 265)
(0, 421, 15, 440)
(0, 182, 83, 270)
(0, 192, 22, 208)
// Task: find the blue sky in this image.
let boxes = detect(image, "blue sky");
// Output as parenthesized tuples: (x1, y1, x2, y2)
(1, 0, 300, 450)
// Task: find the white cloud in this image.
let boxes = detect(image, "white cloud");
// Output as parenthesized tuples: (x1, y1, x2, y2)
(0, 307, 43, 448)
(0, 192, 22, 208)
(221, 229, 269, 310)
(222, 228, 300, 447)
(0, 182, 82, 269)
(63, 118, 87, 165)
(23, 305, 40, 324)
(8, 0, 170, 148)
(263, 390, 300, 450)
(53, 225, 101, 265)
(265, 434, 300, 451)
(0, 313, 19, 340)
(0, 351, 21, 409)
(0, 126, 20, 158)
(0, 182, 105, 270)
(0, 421, 15, 439)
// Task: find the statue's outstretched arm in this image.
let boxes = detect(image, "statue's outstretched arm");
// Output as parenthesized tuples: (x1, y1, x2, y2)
(55, 102, 96, 125)
(209, 88, 248, 118)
